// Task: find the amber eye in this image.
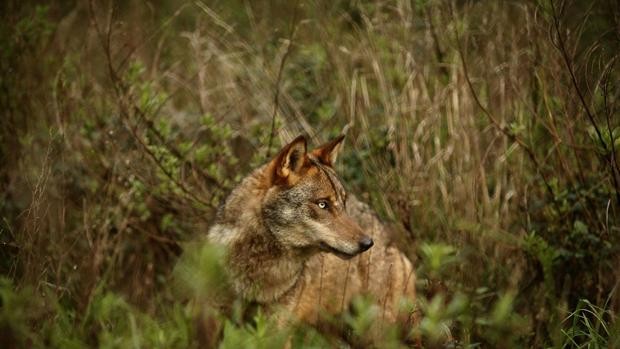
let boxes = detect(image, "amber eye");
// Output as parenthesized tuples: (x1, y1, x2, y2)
(317, 201, 329, 209)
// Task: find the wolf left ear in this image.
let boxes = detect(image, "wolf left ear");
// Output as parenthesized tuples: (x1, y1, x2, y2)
(274, 135, 308, 180)
(311, 134, 345, 167)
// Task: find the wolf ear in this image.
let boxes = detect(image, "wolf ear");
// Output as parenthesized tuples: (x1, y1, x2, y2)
(274, 135, 308, 180)
(311, 134, 345, 167)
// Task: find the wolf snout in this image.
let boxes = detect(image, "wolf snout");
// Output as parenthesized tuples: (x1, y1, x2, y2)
(358, 236, 374, 252)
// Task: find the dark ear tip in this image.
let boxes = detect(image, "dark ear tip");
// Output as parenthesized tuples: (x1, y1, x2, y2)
(292, 134, 307, 144)
(285, 135, 308, 155)
(289, 135, 307, 152)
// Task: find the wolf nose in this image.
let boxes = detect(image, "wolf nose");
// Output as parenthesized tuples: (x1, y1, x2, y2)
(358, 237, 374, 252)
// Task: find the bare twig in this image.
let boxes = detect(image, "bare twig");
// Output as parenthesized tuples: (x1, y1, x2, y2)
(266, 0, 300, 158)
(549, 1, 606, 152)
(450, 3, 556, 200)
(550, 1, 620, 204)
(88, 0, 123, 94)
(133, 105, 227, 192)
(124, 107, 215, 208)
(601, 59, 620, 204)
(424, 6, 449, 79)
(88, 0, 221, 208)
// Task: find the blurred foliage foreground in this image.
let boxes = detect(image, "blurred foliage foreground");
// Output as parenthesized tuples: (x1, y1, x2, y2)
(1, 0, 620, 348)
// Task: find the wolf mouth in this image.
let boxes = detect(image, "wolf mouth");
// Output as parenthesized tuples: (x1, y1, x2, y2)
(319, 241, 357, 260)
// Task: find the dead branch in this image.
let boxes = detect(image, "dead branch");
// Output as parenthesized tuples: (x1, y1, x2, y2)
(449, 3, 556, 201)
(266, 0, 300, 158)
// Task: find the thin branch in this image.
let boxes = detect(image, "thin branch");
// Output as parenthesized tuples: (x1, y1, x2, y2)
(550, 1, 620, 205)
(88, 0, 122, 94)
(602, 60, 620, 204)
(265, 0, 300, 158)
(133, 104, 227, 192)
(549, 0, 607, 153)
(124, 107, 214, 208)
(424, 5, 449, 79)
(89, 0, 220, 208)
(450, 3, 556, 200)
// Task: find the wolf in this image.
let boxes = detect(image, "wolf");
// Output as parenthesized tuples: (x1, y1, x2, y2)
(208, 135, 417, 342)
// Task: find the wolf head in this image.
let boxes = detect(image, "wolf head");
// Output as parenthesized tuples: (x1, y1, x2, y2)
(261, 135, 372, 259)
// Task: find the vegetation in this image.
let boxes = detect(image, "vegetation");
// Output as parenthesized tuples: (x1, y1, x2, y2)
(1, 0, 619, 347)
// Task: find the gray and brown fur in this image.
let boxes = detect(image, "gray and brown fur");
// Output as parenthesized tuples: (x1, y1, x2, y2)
(208, 135, 416, 341)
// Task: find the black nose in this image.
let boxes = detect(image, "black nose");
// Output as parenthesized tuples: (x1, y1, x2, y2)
(358, 237, 374, 252)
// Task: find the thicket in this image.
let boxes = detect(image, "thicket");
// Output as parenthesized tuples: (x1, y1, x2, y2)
(1, 0, 619, 347)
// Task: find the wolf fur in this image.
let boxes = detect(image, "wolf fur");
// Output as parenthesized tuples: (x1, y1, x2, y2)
(208, 135, 416, 339)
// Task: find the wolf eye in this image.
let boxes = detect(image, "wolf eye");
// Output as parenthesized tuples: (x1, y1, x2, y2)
(317, 201, 329, 209)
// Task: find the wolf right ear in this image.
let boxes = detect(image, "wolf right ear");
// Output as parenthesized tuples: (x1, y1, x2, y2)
(274, 135, 307, 182)
(311, 134, 345, 167)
